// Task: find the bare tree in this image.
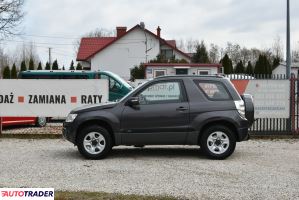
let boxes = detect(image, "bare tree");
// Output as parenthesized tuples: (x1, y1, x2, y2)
(10, 42, 40, 69)
(177, 39, 185, 52)
(272, 36, 284, 60)
(184, 38, 198, 53)
(291, 41, 299, 63)
(240, 47, 251, 64)
(0, 0, 24, 37)
(209, 43, 220, 63)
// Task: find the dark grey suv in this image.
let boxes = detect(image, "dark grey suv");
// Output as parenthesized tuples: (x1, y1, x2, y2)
(63, 75, 254, 159)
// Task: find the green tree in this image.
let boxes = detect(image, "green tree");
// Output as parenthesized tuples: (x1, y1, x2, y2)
(62, 65, 65, 70)
(45, 62, 51, 70)
(254, 54, 272, 75)
(11, 63, 18, 79)
(76, 63, 82, 70)
(130, 64, 145, 81)
(70, 60, 75, 70)
(192, 41, 210, 63)
(37, 62, 42, 70)
(234, 61, 245, 74)
(52, 60, 58, 70)
(28, 57, 35, 70)
(272, 56, 280, 70)
(2, 66, 11, 79)
(246, 61, 254, 74)
(221, 54, 233, 74)
(20, 60, 27, 71)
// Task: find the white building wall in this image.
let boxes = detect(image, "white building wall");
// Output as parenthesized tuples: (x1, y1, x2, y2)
(90, 28, 160, 80)
(173, 51, 190, 61)
(79, 61, 91, 69)
(272, 65, 298, 78)
(146, 66, 219, 79)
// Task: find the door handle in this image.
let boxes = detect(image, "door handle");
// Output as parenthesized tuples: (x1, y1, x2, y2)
(176, 107, 188, 111)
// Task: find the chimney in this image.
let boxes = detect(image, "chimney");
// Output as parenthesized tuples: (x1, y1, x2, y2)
(157, 26, 161, 38)
(116, 27, 127, 38)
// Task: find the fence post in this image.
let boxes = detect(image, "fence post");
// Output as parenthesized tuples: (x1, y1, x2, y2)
(0, 117, 2, 135)
(290, 76, 295, 135)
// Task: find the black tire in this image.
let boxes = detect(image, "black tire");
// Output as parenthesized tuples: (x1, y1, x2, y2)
(200, 125, 236, 160)
(35, 117, 47, 127)
(77, 125, 112, 159)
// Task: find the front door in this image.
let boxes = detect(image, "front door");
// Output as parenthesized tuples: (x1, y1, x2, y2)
(121, 80, 189, 145)
(176, 68, 188, 75)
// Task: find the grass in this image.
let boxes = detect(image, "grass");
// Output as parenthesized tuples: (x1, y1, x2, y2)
(54, 191, 179, 200)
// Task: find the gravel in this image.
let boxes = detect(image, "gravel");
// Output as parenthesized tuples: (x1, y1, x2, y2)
(0, 138, 298, 200)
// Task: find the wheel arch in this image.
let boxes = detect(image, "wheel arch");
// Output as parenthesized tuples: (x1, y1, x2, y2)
(75, 119, 115, 146)
(198, 120, 239, 143)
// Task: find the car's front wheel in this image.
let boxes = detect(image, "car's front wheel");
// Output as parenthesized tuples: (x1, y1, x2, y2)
(77, 125, 112, 159)
(200, 125, 236, 159)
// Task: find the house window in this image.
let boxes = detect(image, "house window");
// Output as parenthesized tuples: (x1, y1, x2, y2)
(198, 70, 210, 75)
(154, 70, 166, 78)
(161, 49, 173, 60)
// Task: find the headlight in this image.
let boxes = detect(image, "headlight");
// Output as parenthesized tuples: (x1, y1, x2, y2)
(65, 113, 77, 122)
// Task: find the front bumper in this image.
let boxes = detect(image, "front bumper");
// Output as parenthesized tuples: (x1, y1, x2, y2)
(62, 122, 77, 144)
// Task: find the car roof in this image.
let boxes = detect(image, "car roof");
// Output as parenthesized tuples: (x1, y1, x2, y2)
(154, 75, 226, 81)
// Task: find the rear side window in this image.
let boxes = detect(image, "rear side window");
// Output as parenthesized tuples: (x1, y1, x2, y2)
(194, 80, 231, 100)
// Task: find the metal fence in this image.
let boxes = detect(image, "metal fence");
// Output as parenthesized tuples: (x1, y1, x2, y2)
(230, 73, 295, 136)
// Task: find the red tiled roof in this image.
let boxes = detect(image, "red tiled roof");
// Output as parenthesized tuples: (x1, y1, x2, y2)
(165, 40, 176, 48)
(77, 37, 115, 60)
(76, 25, 191, 61)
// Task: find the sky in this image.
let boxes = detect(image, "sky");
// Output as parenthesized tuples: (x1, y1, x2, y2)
(2, 0, 299, 68)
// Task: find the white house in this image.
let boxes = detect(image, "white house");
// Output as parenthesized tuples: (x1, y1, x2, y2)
(272, 62, 299, 78)
(77, 24, 192, 80)
(144, 63, 222, 79)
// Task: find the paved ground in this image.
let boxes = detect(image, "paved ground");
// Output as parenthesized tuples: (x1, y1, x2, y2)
(0, 139, 298, 200)
(2, 123, 62, 135)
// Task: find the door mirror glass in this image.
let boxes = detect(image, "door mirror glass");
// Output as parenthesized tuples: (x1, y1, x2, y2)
(126, 97, 139, 106)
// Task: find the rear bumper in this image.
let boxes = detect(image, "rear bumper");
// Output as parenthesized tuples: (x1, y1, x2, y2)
(237, 127, 250, 141)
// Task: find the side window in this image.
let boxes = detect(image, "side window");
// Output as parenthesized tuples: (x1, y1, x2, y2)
(101, 75, 122, 92)
(109, 78, 122, 92)
(154, 70, 166, 78)
(137, 81, 184, 105)
(194, 80, 231, 100)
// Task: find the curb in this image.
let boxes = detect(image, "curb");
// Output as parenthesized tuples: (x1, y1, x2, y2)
(0, 134, 62, 139)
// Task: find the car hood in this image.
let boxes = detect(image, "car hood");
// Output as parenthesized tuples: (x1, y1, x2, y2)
(71, 102, 118, 113)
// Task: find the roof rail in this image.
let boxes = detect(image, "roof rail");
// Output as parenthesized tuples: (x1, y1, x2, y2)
(154, 74, 224, 79)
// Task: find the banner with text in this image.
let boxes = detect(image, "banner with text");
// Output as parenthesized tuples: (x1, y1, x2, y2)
(0, 80, 108, 117)
(231, 79, 290, 118)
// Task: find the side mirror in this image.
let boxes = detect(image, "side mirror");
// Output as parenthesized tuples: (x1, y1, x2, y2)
(126, 97, 139, 107)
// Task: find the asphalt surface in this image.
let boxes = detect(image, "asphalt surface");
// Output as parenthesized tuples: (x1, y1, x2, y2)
(0, 138, 298, 200)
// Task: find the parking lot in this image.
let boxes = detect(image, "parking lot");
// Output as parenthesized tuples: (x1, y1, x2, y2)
(0, 138, 298, 200)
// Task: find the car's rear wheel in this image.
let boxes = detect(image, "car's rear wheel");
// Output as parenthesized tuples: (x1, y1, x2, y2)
(77, 125, 112, 159)
(200, 125, 236, 159)
(36, 117, 47, 127)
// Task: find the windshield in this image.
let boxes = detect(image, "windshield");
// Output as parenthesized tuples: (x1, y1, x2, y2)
(118, 82, 146, 102)
(102, 71, 133, 90)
